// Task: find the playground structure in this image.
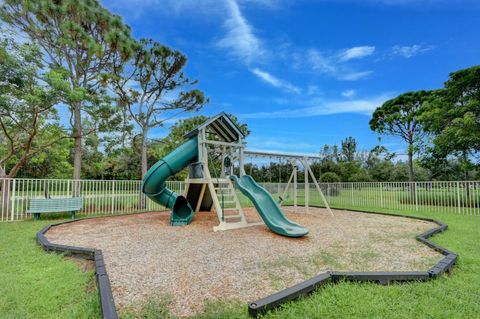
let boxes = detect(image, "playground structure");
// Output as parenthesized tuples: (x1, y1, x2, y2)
(142, 113, 332, 237)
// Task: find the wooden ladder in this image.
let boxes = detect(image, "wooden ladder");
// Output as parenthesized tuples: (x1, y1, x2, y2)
(212, 178, 249, 231)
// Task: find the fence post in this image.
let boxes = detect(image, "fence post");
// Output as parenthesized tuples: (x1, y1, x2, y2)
(457, 181, 461, 214)
(305, 163, 309, 212)
(380, 183, 384, 208)
(327, 183, 330, 205)
(351, 183, 354, 206)
(10, 179, 16, 221)
(415, 182, 418, 211)
(111, 180, 115, 214)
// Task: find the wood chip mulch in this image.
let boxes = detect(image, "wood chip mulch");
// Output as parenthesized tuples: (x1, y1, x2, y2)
(46, 207, 442, 317)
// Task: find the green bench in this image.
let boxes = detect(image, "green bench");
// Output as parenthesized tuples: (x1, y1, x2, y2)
(27, 197, 83, 220)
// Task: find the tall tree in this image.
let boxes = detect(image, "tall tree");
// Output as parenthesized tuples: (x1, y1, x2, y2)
(0, 35, 67, 178)
(370, 91, 432, 183)
(1, 0, 135, 179)
(421, 66, 480, 181)
(340, 136, 357, 162)
(112, 39, 207, 178)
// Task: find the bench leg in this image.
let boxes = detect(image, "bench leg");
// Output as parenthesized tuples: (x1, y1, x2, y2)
(34, 213, 39, 221)
(72, 211, 76, 220)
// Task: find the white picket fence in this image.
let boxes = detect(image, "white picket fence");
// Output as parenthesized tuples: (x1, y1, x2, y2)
(0, 178, 479, 221)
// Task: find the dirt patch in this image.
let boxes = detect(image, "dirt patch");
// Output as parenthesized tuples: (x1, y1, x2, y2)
(46, 207, 442, 317)
(65, 256, 95, 273)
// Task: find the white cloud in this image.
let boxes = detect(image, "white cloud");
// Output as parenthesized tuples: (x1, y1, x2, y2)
(339, 46, 375, 62)
(341, 89, 356, 97)
(104, 0, 267, 65)
(338, 70, 373, 81)
(240, 94, 391, 118)
(297, 48, 374, 81)
(217, 0, 265, 64)
(392, 44, 434, 58)
(251, 68, 301, 93)
(104, 0, 376, 85)
(239, 0, 283, 7)
(304, 49, 337, 74)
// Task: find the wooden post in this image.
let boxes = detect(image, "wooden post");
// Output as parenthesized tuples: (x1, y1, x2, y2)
(239, 138, 245, 177)
(195, 184, 207, 213)
(305, 164, 333, 216)
(279, 166, 295, 205)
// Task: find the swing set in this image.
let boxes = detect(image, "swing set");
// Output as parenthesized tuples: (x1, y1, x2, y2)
(244, 150, 333, 215)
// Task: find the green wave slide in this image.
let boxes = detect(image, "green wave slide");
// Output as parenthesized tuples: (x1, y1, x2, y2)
(230, 175, 309, 237)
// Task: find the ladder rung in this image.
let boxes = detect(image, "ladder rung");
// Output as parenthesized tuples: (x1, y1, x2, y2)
(224, 214, 241, 219)
(213, 178, 230, 183)
(217, 192, 233, 196)
(217, 194, 233, 198)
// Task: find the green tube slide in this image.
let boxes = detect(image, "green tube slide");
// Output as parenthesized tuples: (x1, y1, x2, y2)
(231, 175, 309, 237)
(142, 137, 198, 225)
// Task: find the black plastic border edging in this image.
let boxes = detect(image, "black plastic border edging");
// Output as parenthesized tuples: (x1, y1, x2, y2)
(36, 220, 118, 319)
(247, 207, 459, 317)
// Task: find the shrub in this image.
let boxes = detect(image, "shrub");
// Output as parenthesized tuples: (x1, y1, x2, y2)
(320, 172, 341, 183)
(320, 172, 341, 196)
(349, 172, 373, 182)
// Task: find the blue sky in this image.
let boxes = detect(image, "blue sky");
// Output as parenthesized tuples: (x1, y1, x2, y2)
(103, 0, 479, 157)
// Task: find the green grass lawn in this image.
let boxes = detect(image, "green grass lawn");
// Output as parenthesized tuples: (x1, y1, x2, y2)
(0, 220, 100, 319)
(1, 206, 479, 318)
(278, 187, 479, 216)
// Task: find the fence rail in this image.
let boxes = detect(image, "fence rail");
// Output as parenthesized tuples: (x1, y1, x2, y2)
(1, 178, 479, 221)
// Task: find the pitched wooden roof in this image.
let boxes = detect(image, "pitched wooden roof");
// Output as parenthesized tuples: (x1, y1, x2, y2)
(184, 112, 245, 142)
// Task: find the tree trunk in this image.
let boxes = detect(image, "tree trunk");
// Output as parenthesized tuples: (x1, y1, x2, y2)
(141, 127, 149, 179)
(463, 151, 470, 198)
(407, 143, 414, 183)
(407, 142, 415, 203)
(140, 127, 149, 209)
(72, 103, 83, 180)
(72, 103, 82, 196)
